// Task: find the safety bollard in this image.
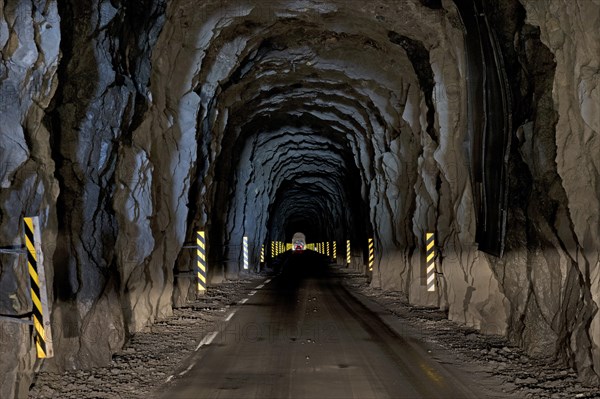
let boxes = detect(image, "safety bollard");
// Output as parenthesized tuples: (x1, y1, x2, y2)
(426, 233, 436, 292)
(197, 231, 207, 295)
(24, 216, 54, 358)
(368, 238, 374, 272)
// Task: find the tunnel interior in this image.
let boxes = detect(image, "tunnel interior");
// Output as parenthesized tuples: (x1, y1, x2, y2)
(194, 8, 419, 277)
(1, 0, 599, 396)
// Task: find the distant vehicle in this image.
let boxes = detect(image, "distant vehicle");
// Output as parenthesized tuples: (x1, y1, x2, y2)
(291, 232, 306, 253)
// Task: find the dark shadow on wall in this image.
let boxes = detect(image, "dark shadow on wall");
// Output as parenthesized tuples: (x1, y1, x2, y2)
(47, 1, 98, 343)
(43, 0, 167, 369)
(453, 0, 512, 257)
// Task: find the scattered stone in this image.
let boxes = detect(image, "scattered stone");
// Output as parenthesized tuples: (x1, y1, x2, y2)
(515, 377, 538, 385)
(29, 278, 263, 398)
(335, 266, 600, 399)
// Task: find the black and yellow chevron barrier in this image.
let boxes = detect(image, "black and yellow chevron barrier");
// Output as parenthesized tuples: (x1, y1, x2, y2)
(24, 216, 53, 358)
(196, 231, 207, 294)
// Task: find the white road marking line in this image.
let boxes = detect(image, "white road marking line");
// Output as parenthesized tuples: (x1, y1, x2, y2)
(225, 312, 235, 321)
(205, 331, 218, 345)
(179, 364, 194, 376)
(255, 284, 264, 289)
(264, 278, 272, 284)
(249, 290, 257, 296)
(166, 375, 174, 383)
(195, 331, 219, 351)
(240, 298, 248, 304)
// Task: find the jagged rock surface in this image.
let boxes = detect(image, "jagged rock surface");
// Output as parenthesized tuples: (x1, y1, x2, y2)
(0, 0, 599, 397)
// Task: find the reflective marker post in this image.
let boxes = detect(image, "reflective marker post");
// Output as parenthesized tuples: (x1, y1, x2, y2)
(346, 240, 351, 265)
(24, 216, 54, 358)
(333, 241, 337, 261)
(197, 231, 207, 295)
(368, 238, 374, 272)
(260, 245, 265, 264)
(243, 236, 249, 270)
(326, 241, 330, 258)
(426, 233, 436, 292)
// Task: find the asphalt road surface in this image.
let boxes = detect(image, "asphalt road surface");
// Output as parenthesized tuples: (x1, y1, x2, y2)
(161, 251, 488, 399)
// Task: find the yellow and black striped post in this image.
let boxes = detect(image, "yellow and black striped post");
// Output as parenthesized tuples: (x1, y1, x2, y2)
(368, 238, 374, 272)
(24, 216, 53, 358)
(260, 245, 265, 264)
(333, 241, 337, 260)
(346, 240, 351, 264)
(426, 233, 436, 292)
(326, 241, 330, 258)
(196, 231, 207, 295)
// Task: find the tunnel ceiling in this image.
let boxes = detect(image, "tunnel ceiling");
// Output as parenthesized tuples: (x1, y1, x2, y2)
(174, 0, 446, 250)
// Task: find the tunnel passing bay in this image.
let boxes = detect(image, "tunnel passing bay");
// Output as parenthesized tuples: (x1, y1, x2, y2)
(160, 254, 500, 399)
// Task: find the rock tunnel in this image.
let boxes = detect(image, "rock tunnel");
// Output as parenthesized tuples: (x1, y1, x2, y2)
(0, 0, 599, 396)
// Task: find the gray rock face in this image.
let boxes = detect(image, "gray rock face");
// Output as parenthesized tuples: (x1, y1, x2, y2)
(0, 0, 599, 396)
(0, 1, 61, 397)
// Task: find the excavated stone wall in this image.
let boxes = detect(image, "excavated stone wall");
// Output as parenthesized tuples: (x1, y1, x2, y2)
(0, 0, 599, 397)
(0, 2, 61, 397)
(515, 0, 600, 383)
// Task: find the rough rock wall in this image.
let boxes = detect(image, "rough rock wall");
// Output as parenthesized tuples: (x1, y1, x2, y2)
(1, 0, 168, 395)
(47, 0, 167, 371)
(415, 0, 600, 384)
(364, 0, 600, 386)
(514, 0, 600, 383)
(0, 1, 60, 397)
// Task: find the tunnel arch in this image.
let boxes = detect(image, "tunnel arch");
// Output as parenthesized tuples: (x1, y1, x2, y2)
(4, 1, 600, 393)
(179, 3, 428, 282)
